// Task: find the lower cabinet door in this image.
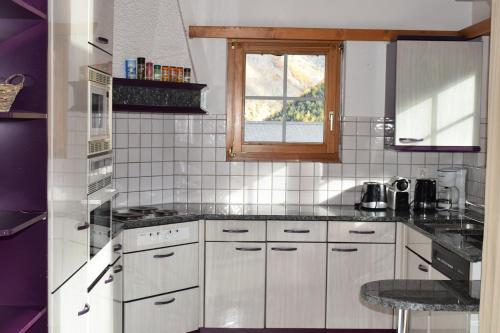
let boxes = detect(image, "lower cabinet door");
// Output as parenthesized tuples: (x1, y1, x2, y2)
(89, 267, 115, 333)
(327, 243, 395, 329)
(429, 268, 469, 333)
(266, 242, 327, 328)
(406, 248, 431, 333)
(50, 265, 89, 333)
(124, 288, 199, 333)
(112, 258, 123, 333)
(205, 242, 265, 328)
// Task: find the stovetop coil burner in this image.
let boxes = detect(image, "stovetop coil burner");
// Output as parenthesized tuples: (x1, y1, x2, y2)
(112, 211, 144, 221)
(129, 206, 159, 214)
(154, 209, 178, 217)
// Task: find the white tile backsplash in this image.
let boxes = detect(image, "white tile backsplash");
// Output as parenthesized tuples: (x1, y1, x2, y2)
(113, 113, 487, 208)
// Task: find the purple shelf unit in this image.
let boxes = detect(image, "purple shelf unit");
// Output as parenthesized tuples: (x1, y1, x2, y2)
(0, 0, 48, 331)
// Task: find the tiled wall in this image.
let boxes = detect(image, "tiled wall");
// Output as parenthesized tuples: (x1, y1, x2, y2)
(464, 118, 488, 206)
(112, 113, 487, 209)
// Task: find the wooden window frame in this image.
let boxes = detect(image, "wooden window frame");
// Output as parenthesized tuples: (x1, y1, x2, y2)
(226, 40, 342, 162)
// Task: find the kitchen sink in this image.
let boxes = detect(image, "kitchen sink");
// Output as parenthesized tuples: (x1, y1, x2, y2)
(415, 220, 484, 235)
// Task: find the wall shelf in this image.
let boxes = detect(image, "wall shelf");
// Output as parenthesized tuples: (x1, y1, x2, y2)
(0, 0, 47, 20)
(113, 77, 208, 114)
(0, 112, 47, 120)
(0, 211, 47, 237)
(0, 306, 46, 333)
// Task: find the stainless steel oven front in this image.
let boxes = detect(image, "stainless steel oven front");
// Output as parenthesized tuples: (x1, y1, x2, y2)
(88, 68, 112, 156)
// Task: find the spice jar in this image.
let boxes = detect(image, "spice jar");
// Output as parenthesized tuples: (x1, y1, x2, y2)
(137, 57, 146, 80)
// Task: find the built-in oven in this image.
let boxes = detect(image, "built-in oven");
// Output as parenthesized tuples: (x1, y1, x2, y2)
(88, 67, 112, 156)
(88, 152, 113, 195)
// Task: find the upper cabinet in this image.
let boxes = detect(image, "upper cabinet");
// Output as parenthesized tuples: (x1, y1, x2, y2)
(385, 39, 484, 152)
(88, 0, 114, 54)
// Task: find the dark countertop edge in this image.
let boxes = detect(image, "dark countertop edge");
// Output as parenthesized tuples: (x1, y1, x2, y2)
(118, 211, 482, 263)
(360, 280, 481, 312)
(361, 293, 480, 312)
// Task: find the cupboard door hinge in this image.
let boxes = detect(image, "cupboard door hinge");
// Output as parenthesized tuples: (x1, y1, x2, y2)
(339, 42, 344, 53)
(231, 41, 236, 50)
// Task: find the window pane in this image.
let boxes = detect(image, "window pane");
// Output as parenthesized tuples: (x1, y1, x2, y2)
(245, 54, 284, 97)
(285, 100, 324, 143)
(286, 55, 325, 98)
(244, 99, 284, 142)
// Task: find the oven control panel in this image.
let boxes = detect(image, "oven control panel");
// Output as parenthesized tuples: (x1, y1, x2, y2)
(136, 226, 190, 247)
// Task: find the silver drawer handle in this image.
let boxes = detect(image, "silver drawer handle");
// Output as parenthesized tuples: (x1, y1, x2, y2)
(154, 298, 176, 305)
(349, 230, 375, 235)
(113, 265, 123, 273)
(222, 229, 249, 233)
(271, 247, 298, 251)
(399, 138, 424, 143)
(105, 274, 114, 284)
(331, 248, 358, 252)
(236, 247, 262, 251)
(284, 229, 310, 234)
(418, 264, 429, 273)
(78, 303, 90, 316)
(153, 252, 175, 258)
(77, 222, 90, 231)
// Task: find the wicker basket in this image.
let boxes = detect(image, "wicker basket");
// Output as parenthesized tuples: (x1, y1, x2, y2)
(0, 74, 25, 112)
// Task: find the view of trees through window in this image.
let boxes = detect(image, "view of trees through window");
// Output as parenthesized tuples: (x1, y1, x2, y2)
(244, 53, 326, 143)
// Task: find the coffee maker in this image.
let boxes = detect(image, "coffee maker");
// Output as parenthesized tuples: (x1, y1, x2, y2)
(414, 179, 437, 211)
(437, 168, 467, 210)
(386, 177, 410, 211)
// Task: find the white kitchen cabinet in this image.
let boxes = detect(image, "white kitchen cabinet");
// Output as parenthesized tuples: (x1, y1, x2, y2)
(388, 40, 483, 150)
(123, 242, 198, 301)
(205, 242, 265, 328)
(124, 288, 199, 333)
(406, 248, 431, 333)
(50, 265, 89, 333)
(429, 268, 468, 333)
(266, 242, 327, 328)
(267, 220, 327, 242)
(89, 267, 114, 333)
(112, 259, 123, 333)
(49, 0, 90, 293)
(344, 41, 387, 118)
(326, 243, 395, 329)
(89, 0, 114, 54)
(328, 221, 395, 243)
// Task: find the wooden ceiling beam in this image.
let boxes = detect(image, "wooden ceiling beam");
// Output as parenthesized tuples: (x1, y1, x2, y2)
(460, 18, 491, 39)
(189, 19, 491, 42)
(189, 26, 459, 41)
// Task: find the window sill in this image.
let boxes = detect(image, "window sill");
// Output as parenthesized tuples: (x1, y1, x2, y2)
(227, 151, 341, 162)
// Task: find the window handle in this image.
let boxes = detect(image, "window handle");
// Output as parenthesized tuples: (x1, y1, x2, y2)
(329, 111, 335, 131)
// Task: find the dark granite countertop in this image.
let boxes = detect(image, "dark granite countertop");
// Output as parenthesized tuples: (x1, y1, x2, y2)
(113, 204, 484, 262)
(360, 279, 480, 312)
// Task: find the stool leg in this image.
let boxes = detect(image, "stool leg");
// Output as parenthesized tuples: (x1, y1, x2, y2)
(397, 309, 410, 333)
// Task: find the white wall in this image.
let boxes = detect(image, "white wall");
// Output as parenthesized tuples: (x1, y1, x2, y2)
(114, 0, 475, 116)
(113, 0, 192, 77)
(177, 0, 474, 115)
(471, 1, 491, 23)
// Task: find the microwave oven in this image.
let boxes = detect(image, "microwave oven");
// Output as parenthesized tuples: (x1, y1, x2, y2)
(88, 68, 112, 156)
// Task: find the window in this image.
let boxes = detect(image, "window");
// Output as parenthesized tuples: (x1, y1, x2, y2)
(226, 40, 342, 162)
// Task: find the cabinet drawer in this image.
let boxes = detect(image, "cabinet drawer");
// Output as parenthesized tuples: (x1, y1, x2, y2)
(406, 226, 432, 262)
(123, 243, 198, 301)
(267, 220, 326, 242)
(124, 288, 199, 333)
(328, 222, 395, 243)
(123, 221, 199, 253)
(206, 220, 265, 241)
